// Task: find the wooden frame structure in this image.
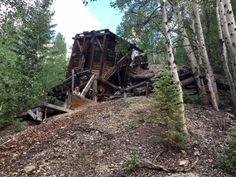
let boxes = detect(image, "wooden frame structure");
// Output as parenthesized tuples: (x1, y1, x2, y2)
(52, 29, 148, 109)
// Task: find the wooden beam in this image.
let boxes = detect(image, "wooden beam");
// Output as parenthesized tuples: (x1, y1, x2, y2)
(104, 51, 131, 80)
(93, 78, 98, 102)
(81, 74, 96, 97)
(89, 35, 96, 71)
(27, 109, 43, 121)
(181, 77, 195, 87)
(76, 39, 83, 52)
(117, 65, 122, 87)
(99, 34, 107, 77)
(98, 77, 120, 90)
(72, 69, 75, 92)
(126, 81, 147, 91)
(124, 57, 131, 86)
(42, 102, 72, 113)
(96, 37, 103, 50)
(79, 35, 88, 69)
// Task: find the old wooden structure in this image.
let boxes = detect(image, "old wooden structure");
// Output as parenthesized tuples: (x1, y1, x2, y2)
(52, 29, 149, 110)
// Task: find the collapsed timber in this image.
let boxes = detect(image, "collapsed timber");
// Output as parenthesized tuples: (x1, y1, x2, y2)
(21, 29, 223, 121)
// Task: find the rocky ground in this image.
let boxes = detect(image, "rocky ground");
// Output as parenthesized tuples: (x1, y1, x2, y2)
(0, 96, 235, 177)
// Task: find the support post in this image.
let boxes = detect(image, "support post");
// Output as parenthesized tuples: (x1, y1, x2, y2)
(89, 34, 96, 71)
(72, 69, 75, 92)
(99, 34, 107, 77)
(93, 78, 98, 102)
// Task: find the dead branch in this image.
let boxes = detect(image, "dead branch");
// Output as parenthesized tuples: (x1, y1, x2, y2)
(141, 156, 199, 173)
(153, 150, 165, 163)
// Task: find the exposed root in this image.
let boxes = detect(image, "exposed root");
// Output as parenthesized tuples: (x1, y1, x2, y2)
(141, 156, 199, 173)
(152, 150, 165, 163)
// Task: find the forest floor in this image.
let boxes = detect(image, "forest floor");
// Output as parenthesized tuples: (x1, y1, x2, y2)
(0, 96, 235, 177)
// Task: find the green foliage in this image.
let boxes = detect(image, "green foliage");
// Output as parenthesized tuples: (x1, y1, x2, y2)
(113, 0, 164, 63)
(0, 0, 67, 127)
(218, 127, 236, 175)
(138, 113, 153, 123)
(40, 32, 67, 93)
(200, 0, 221, 73)
(0, 115, 12, 130)
(183, 91, 203, 104)
(123, 150, 143, 173)
(0, 115, 26, 132)
(115, 38, 130, 55)
(153, 69, 187, 149)
(174, 36, 188, 65)
(12, 118, 27, 132)
(150, 37, 167, 64)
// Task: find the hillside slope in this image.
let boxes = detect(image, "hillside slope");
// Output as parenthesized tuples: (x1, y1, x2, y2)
(0, 97, 235, 177)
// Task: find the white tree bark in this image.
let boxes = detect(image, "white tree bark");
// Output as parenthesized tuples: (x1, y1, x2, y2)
(222, 0, 236, 87)
(218, 1, 233, 52)
(217, 0, 236, 111)
(172, 1, 202, 92)
(162, 0, 188, 135)
(193, 0, 219, 111)
(223, 0, 236, 53)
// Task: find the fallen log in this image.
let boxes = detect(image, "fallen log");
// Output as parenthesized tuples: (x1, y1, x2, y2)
(179, 71, 194, 81)
(128, 72, 155, 81)
(133, 86, 147, 96)
(126, 81, 147, 92)
(181, 77, 195, 87)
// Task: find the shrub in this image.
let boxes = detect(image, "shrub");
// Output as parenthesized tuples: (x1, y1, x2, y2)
(183, 91, 203, 104)
(123, 150, 143, 173)
(0, 114, 27, 132)
(0, 115, 12, 130)
(218, 126, 236, 174)
(12, 118, 27, 132)
(152, 69, 188, 149)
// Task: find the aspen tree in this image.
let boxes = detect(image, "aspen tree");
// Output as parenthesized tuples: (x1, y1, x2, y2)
(193, 0, 219, 111)
(217, 0, 236, 111)
(162, 0, 188, 135)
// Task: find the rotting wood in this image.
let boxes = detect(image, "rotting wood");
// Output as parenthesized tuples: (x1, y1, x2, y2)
(42, 102, 72, 113)
(69, 95, 92, 110)
(126, 81, 147, 92)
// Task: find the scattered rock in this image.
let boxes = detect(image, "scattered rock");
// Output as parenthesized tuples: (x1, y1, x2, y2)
(178, 159, 189, 166)
(24, 165, 36, 173)
(194, 150, 200, 156)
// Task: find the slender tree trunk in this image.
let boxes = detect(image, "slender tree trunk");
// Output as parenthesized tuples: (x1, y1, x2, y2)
(193, 0, 219, 111)
(217, 0, 236, 111)
(172, 2, 202, 93)
(191, 20, 209, 103)
(222, 0, 236, 51)
(223, 0, 236, 83)
(162, 0, 188, 135)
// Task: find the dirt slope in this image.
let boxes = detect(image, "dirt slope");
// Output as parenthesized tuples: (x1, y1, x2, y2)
(0, 97, 235, 177)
